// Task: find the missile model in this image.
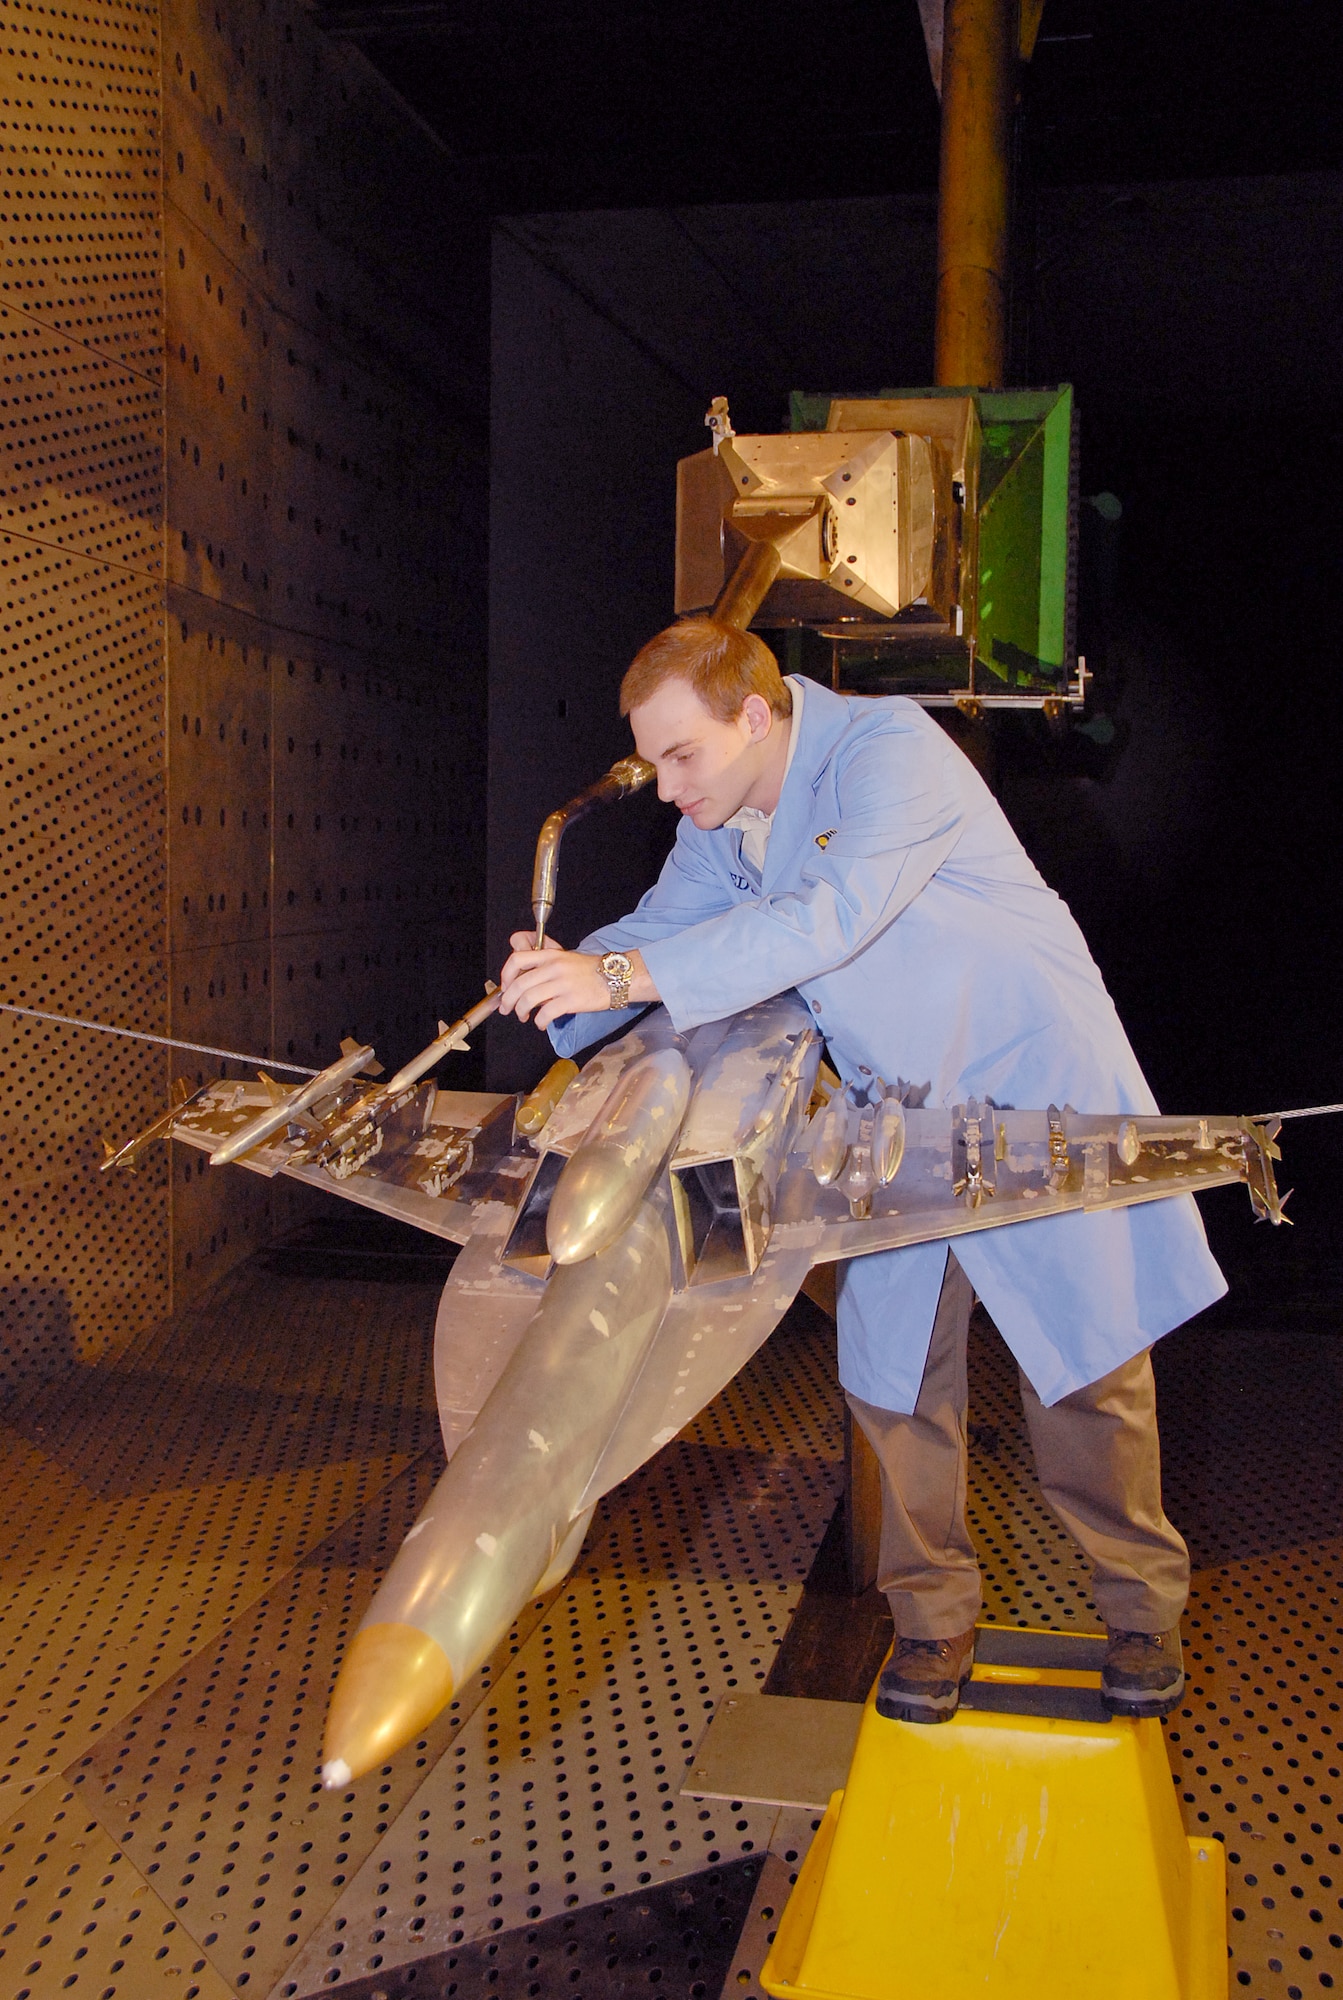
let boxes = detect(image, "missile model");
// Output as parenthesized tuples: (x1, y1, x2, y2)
(102, 730, 1290, 1788)
(208, 1037, 383, 1167)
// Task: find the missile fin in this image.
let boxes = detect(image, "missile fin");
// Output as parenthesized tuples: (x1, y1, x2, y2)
(341, 1036, 383, 1077)
(100, 1077, 212, 1173)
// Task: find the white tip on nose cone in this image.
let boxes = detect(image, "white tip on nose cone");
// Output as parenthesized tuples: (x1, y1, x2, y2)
(322, 1757, 353, 1790)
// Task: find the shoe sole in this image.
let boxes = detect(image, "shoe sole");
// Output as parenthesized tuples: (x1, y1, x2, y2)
(875, 1692, 959, 1723)
(1100, 1673, 1185, 1720)
(876, 1668, 974, 1725)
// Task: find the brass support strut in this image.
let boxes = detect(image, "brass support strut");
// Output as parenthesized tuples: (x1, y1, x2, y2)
(934, 0, 1016, 389)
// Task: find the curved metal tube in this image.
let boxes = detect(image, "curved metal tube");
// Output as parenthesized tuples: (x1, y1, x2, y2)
(711, 535, 784, 629)
(530, 754, 655, 945)
(528, 545, 783, 950)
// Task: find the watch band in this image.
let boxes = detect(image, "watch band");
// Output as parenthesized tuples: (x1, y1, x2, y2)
(599, 951, 633, 1010)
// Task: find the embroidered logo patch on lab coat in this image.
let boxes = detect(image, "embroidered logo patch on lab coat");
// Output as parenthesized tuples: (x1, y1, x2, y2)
(815, 828, 838, 848)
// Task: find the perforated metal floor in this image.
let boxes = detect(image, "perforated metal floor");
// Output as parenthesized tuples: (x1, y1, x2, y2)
(1, 1223, 1340, 2000)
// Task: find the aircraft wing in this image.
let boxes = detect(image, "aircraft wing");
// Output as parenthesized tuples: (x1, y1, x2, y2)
(571, 1100, 1279, 1508)
(166, 1079, 517, 1249)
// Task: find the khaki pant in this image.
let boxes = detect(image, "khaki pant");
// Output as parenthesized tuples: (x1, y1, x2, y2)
(846, 1252, 1190, 1639)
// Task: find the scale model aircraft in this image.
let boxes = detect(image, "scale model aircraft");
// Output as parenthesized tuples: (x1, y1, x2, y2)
(108, 779, 1287, 1787)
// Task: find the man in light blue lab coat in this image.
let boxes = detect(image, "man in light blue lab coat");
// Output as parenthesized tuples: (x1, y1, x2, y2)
(499, 617, 1225, 1723)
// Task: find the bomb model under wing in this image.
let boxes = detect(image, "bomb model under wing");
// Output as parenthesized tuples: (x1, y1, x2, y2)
(139, 981, 1287, 1785)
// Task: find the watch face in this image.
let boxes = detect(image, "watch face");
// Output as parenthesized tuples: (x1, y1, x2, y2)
(602, 952, 633, 976)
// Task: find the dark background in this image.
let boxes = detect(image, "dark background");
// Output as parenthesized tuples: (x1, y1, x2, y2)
(321, 0, 1343, 213)
(326, 0, 1343, 1278)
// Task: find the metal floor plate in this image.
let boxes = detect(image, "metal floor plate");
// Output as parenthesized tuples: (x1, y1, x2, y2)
(683, 1695, 863, 1812)
(322, 1854, 769, 1999)
(1, 1234, 1340, 2000)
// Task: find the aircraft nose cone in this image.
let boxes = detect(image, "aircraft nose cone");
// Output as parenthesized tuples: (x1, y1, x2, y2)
(547, 1048, 691, 1264)
(322, 1622, 454, 1785)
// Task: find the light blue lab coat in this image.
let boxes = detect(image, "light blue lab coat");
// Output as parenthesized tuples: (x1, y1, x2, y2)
(551, 677, 1226, 1411)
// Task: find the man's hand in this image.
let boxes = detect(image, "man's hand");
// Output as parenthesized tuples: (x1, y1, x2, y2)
(499, 932, 659, 1032)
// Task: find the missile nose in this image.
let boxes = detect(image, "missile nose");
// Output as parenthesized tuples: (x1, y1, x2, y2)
(321, 1622, 453, 1785)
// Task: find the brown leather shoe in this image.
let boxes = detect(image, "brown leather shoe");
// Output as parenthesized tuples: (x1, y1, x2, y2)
(1101, 1627, 1185, 1718)
(876, 1628, 977, 1724)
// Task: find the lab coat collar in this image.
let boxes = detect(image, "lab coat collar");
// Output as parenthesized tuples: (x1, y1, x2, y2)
(723, 676, 806, 874)
(760, 676, 851, 891)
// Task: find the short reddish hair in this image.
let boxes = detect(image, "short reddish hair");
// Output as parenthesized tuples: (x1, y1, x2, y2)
(619, 618, 792, 722)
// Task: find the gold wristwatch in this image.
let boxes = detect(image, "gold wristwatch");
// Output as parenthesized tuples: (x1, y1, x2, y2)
(598, 950, 634, 1010)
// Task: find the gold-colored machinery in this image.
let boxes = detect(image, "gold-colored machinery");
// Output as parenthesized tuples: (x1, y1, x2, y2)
(676, 392, 979, 637)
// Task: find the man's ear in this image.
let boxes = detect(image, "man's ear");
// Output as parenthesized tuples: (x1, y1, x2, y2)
(741, 692, 774, 742)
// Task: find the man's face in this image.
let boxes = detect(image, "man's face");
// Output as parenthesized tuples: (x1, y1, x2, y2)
(629, 679, 770, 830)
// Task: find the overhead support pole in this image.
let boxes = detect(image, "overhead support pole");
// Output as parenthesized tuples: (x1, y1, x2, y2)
(934, 0, 1017, 389)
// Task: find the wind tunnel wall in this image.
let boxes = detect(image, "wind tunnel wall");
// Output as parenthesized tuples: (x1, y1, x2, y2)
(1, 0, 484, 1391)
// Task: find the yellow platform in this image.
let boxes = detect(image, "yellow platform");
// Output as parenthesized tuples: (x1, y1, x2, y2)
(761, 1633, 1226, 2000)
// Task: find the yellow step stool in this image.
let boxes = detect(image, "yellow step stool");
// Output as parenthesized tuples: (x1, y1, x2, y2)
(761, 1626, 1225, 2000)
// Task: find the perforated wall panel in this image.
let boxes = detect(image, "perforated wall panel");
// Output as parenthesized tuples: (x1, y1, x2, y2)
(0, 0, 169, 1389)
(162, 0, 485, 1303)
(2, 0, 486, 1376)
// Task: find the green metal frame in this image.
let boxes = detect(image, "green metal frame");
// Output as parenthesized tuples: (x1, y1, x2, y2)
(790, 385, 1077, 692)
